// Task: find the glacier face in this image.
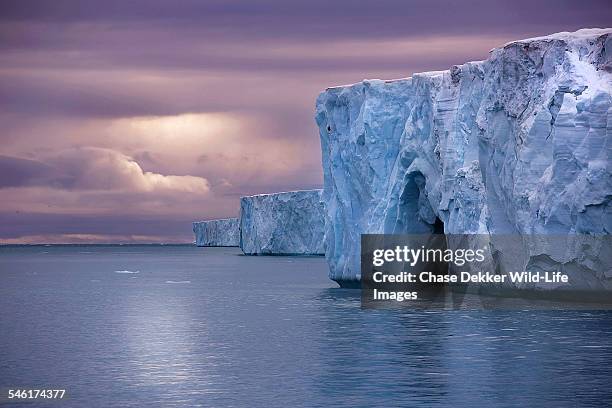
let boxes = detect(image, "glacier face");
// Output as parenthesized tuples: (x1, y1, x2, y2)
(316, 28, 612, 287)
(239, 190, 326, 255)
(193, 218, 240, 247)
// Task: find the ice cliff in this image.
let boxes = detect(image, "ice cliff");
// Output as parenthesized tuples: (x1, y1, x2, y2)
(239, 190, 326, 255)
(316, 28, 612, 288)
(193, 218, 240, 247)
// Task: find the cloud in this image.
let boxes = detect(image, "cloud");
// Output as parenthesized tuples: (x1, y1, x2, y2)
(48, 147, 210, 193)
(14, 113, 324, 193)
(1, 109, 326, 206)
(0, 148, 210, 193)
(0, 155, 55, 187)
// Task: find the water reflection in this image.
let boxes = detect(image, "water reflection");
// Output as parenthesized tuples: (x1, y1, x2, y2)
(1, 246, 611, 407)
(314, 288, 612, 406)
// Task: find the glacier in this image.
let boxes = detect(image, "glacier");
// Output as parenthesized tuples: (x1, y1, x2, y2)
(239, 190, 326, 255)
(193, 218, 240, 247)
(316, 28, 612, 288)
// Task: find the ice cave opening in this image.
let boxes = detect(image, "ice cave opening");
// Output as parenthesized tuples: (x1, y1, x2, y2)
(432, 217, 444, 235)
(395, 171, 449, 298)
(395, 171, 444, 235)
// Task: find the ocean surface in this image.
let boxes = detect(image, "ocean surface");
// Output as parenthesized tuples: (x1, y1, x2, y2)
(1, 245, 611, 407)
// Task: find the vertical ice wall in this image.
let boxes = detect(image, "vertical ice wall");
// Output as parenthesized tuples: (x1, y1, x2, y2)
(316, 29, 612, 287)
(193, 218, 240, 247)
(239, 190, 326, 255)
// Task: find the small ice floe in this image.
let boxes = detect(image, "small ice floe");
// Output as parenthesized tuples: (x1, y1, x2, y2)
(165, 280, 191, 284)
(90, 279, 101, 282)
(114, 270, 140, 274)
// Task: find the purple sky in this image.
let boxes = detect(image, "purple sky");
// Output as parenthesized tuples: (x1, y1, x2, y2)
(1, 0, 610, 243)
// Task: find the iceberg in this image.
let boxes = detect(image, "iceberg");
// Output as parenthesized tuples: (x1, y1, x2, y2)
(193, 218, 240, 247)
(239, 190, 326, 255)
(316, 28, 612, 288)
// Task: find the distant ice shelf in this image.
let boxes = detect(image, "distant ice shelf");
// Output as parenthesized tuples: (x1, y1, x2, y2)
(239, 190, 326, 255)
(193, 218, 240, 247)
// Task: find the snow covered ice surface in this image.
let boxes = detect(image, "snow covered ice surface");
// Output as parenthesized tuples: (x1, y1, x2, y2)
(193, 218, 240, 247)
(316, 28, 612, 288)
(239, 190, 326, 255)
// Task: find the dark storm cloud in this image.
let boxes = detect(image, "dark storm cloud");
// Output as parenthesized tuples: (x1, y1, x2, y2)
(0, 74, 178, 118)
(1, 0, 610, 119)
(0, 155, 55, 187)
(1, 0, 610, 40)
(0, 211, 194, 241)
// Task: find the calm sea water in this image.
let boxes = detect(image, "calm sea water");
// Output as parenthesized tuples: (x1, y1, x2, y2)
(1, 245, 611, 407)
